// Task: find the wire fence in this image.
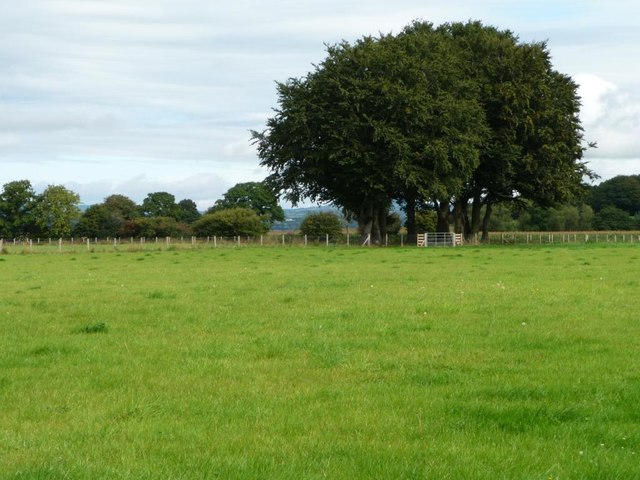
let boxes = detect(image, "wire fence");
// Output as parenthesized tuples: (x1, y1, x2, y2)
(1, 231, 640, 254)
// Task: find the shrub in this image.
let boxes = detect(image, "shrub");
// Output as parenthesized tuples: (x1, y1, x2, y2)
(300, 212, 343, 238)
(415, 210, 437, 232)
(192, 208, 267, 237)
(118, 217, 191, 238)
(386, 212, 402, 234)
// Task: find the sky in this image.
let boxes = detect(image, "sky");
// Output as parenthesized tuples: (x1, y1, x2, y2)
(1, 0, 639, 209)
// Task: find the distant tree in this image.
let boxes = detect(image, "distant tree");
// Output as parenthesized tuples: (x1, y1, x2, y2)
(593, 206, 637, 231)
(74, 194, 139, 238)
(74, 205, 121, 238)
(32, 185, 81, 238)
(176, 199, 201, 224)
(588, 175, 640, 215)
(118, 217, 191, 238)
(103, 194, 139, 220)
(210, 182, 284, 228)
(141, 192, 179, 218)
(299, 212, 343, 238)
(487, 204, 519, 232)
(0, 180, 38, 238)
(193, 208, 267, 237)
(516, 202, 593, 231)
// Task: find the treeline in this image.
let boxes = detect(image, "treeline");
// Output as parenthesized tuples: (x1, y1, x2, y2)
(0, 180, 284, 239)
(414, 175, 640, 232)
(2, 175, 638, 240)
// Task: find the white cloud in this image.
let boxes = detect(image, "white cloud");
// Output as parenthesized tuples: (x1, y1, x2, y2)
(577, 74, 640, 163)
(1, 0, 640, 202)
(576, 74, 618, 125)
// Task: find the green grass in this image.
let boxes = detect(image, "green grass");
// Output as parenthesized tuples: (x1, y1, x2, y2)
(1, 244, 639, 479)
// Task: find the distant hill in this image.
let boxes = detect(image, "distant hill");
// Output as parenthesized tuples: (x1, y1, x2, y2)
(271, 205, 405, 231)
(272, 206, 353, 231)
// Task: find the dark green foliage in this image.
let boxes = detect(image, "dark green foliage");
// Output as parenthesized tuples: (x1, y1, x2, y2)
(210, 182, 284, 228)
(176, 199, 201, 224)
(103, 194, 139, 220)
(254, 20, 589, 243)
(0, 180, 38, 238)
(300, 212, 343, 238)
(74, 194, 140, 238)
(588, 175, 640, 215)
(596, 175, 640, 214)
(438, 22, 591, 239)
(254, 22, 484, 244)
(74, 204, 121, 238)
(385, 212, 402, 234)
(32, 185, 81, 238)
(141, 192, 179, 218)
(593, 206, 638, 230)
(119, 217, 192, 238)
(192, 208, 267, 237)
(414, 210, 437, 232)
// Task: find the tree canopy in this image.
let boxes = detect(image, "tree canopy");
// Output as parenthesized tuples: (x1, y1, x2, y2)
(209, 182, 284, 229)
(0, 180, 37, 238)
(588, 175, 640, 216)
(32, 185, 81, 238)
(253, 20, 592, 242)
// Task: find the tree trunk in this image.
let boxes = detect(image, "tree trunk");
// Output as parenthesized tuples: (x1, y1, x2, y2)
(481, 202, 493, 242)
(376, 208, 387, 245)
(435, 200, 450, 232)
(405, 193, 416, 238)
(357, 203, 386, 245)
(358, 205, 373, 244)
(464, 193, 483, 243)
(453, 197, 469, 236)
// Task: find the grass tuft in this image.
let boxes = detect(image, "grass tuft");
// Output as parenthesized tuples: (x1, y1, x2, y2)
(77, 322, 108, 334)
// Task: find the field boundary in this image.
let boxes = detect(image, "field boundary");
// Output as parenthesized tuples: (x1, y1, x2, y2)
(2, 231, 640, 254)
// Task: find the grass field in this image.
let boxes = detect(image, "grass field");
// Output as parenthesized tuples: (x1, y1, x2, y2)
(1, 244, 639, 479)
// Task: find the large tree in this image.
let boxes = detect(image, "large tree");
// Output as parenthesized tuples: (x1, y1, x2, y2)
(0, 180, 38, 238)
(254, 20, 591, 242)
(436, 22, 592, 240)
(253, 24, 484, 243)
